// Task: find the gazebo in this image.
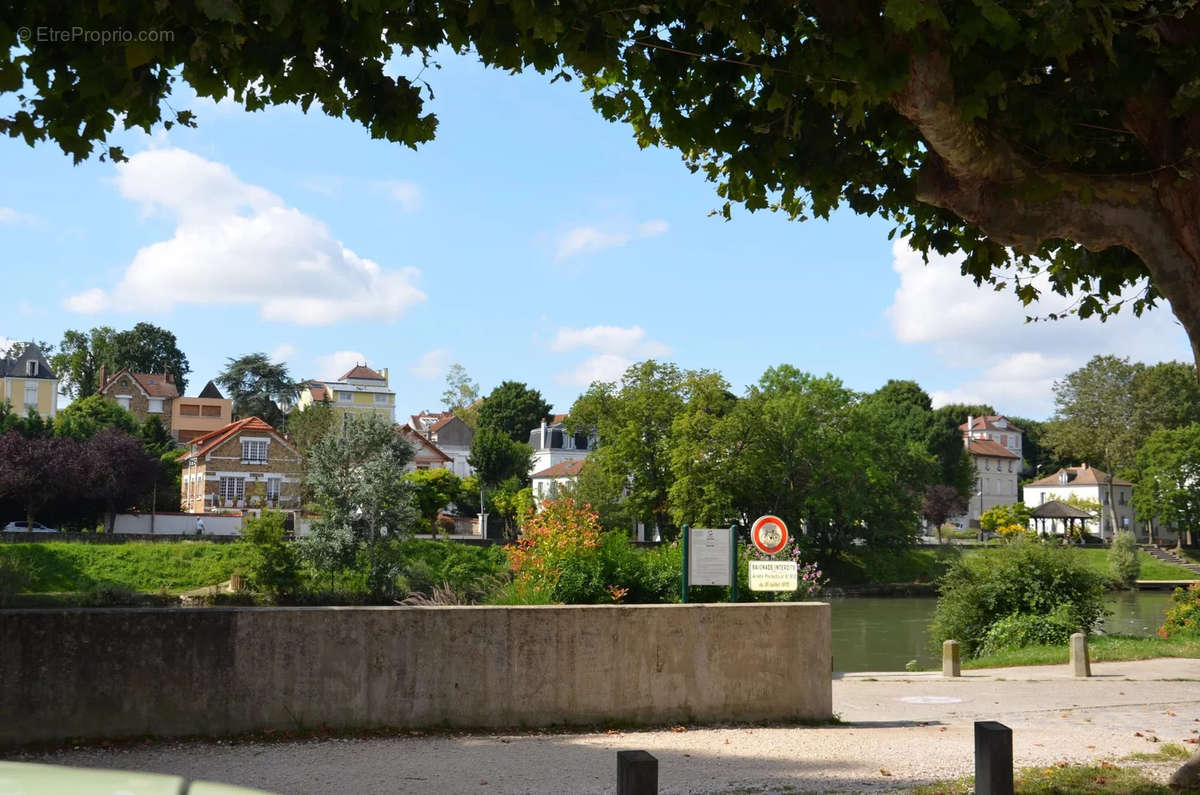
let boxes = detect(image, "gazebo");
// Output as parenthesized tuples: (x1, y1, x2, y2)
(1030, 500, 1094, 540)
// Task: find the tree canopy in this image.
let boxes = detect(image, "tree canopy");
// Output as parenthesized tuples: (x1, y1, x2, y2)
(51, 323, 190, 398)
(10, 2, 1200, 361)
(476, 380, 552, 443)
(215, 353, 298, 427)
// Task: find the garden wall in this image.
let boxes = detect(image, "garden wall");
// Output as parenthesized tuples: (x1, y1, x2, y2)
(0, 603, 831, 744)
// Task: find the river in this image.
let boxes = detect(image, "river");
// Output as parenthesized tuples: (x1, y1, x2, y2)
(829, 590, 1175, 672)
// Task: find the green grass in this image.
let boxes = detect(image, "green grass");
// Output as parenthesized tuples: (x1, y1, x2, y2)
(1123, 743, 1192, 762)
(0, 542, 256, 593)
(1073, 547, 1198, 581)
(822, 547, 959, 585)
(912, 761, 1191, 794)
(960, 634, 1200, 669)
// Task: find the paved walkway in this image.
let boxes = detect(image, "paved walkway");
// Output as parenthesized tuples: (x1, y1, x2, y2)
(8, 659, 1199, 794)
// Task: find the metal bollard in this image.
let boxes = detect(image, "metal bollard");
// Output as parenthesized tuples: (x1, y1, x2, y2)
(617, 750, 658, 795)
(975, 720, 1014, 795)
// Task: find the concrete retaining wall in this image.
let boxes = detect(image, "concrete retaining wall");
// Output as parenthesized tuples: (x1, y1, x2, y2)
(0, 603, 831, 744)
(113, 512, 244, 535)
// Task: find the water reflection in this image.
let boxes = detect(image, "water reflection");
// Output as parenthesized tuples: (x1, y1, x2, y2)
(829, 591, 1173, 672)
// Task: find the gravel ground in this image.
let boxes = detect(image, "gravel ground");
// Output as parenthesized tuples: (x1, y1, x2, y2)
(7, 659, 1199, 794)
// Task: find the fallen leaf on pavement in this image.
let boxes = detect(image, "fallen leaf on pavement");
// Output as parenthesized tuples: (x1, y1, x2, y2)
(880, 769, 892, 777)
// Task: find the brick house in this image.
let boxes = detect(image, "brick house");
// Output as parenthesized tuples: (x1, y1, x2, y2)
(180, 417, 303, 513)
(98, 366, 178, 433)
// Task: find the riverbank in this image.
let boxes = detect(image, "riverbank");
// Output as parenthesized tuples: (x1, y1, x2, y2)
(10, 658, 1196, 794)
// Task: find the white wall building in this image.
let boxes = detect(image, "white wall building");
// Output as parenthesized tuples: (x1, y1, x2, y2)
(956, 415, 1022, 525)
(528, 415, 593, 475)
(1023, 464, 1134, 539)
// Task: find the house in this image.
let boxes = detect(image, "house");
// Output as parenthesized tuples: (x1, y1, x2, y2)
(528, 414, 593, 476)
(958, 414, 1022, 525)
(98, 366, 233, 442)
(1023, 464, 1135, 539)
(397, 425, 454, 472)
(179, 417, 303, 513)
(296, 363, 396, 432)
(0, 342, 59, 418)
(531, 459, 586, 501)
(98, 365, 179, 431)
(171, 381, 234, 443)
(408, 410, 475, 477)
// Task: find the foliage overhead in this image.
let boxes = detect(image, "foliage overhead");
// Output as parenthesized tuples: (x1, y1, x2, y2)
(52, 394, 139, 440)
(11, 1, 1200, 360)
(50, 323, 190, 398)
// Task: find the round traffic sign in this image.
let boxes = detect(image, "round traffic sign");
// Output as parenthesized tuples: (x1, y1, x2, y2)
(751, 515, 789, 555)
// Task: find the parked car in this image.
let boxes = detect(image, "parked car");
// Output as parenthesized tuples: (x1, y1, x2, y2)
(2, 521, 58, 533)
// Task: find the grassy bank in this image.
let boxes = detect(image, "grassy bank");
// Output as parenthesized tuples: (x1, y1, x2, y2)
(1073, 547, 1198, 581)
(0, 542, 256, 593)
(961, 634, 1200, 669)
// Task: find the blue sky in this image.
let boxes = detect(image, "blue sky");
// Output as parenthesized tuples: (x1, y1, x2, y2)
(1, 51, 1192, 420)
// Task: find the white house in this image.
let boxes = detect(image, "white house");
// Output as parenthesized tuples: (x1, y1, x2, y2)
(408, 410, 474, 477)
(1024, 464, 1134, 539)
(528, 414, 593, 476)
(956, 414, 1022, 525)
(531, 459, 586, 501)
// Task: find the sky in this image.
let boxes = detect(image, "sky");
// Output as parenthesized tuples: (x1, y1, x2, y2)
(0, 50, 1192, 421)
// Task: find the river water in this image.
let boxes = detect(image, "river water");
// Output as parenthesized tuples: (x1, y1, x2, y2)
(829, 590, 1175, 672)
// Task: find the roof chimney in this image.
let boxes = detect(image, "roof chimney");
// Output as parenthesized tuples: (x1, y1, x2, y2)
(540, 419, 547, 449)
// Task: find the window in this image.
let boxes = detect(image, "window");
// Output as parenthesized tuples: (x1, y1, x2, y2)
(1102, 491, 1109, 505)
(24, 383, 37, 408)
(374, 393, 388, 404)
(241, 439, 268, 463)
(267, 478, 281, 502)
(148, 398, 164, 414)
(25, 360, 38, 377)
(180, 403, 200, 416)
(1007, 461, 1013, 473)
(1040, 492, 1047, 504)
(1119, 491, 1127, 506)
(219, 476, 245, 502)
(338, 391, 352, 402)
(201, 405, 222, 417)
(985, 459, 991, 471)
(116, 395, 131, 410)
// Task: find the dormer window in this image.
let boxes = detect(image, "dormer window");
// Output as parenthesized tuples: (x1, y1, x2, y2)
(25, 360, 38, 377)
(241, 439, 268, 464)
(1059, 472, 1069, 485)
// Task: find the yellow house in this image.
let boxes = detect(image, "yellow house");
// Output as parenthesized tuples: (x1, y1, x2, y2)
(295, 363, 395, 432)
(0, 342, 59, 419)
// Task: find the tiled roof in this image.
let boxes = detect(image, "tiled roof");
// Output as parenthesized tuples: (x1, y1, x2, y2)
(959, 415, 1024, 434)
(0, 343, 56, 380)
(430, 413, 464, 433)
(397, 426, 452, 462)
(197, 381, 224, 399)
(967, 439, 1020, 459)
(531, 460, 586, 479)
(340, 364, 385, 381)
(550, 413, 569, 425)
(184, 417, 289, 459)
(1028, 465, 1132, 488)
(102, 369, 179, 398)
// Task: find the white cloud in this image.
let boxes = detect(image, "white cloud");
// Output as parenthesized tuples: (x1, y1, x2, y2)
(554, 218, 669, 260)
(886, 238, 1192, 416)
(316, 350, 368, 379)
(0, 207, 38, 226)
(269, 343, 297, 364)
(411, 348, 451, 380)
(380, 180, 423, 212)
(64, 148, 426, 325)
(550, 324, 672, 385)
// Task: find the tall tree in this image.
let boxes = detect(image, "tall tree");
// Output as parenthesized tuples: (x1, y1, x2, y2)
(1133, 425, 1200, 547)
(51, 327, 116, 398)
(82, 429, 157, 533)
(863, 380, 973, 496)
(403, 468, 463, 534)
(467, 425, 533, 535)
(441, 364, 481, 412)
(476, 380, 552, 443)
(215, 353, 299, 428)
(0, 432, 78, 529)
(305, 415, 418, 595)
(110, 323, 191, 394)
(571, 360, 698, 538)
(16, 5, 1200, 369)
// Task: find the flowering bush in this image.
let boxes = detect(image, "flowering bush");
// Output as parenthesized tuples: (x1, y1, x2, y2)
(1159, 584, 1200, 639)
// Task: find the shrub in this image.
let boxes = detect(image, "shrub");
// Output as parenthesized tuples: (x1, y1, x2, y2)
(79, 582, 141, 607)
(1159, 584, 1200, 639)
(242, 511, 300, 599)
(979, 604, 1082, 655)
(931, 538, 1108, 658)
(0, 556, 31, 606)
(1109, 530, 1141, 587)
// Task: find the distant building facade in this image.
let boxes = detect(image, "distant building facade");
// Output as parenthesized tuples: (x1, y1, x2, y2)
(1024, 464, 1134, 539)
(957, 414, 1023, 525)
(297, 364, 395, 431)
(0, 343, 58, 418)
(180, 417, 303, 513)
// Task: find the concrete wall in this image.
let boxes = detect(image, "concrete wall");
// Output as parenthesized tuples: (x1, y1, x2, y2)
(0, 603, 831, 744)
(113, 512, 244, 535)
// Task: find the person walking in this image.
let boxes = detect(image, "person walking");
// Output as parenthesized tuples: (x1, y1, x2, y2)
(195, 516, 205, 536)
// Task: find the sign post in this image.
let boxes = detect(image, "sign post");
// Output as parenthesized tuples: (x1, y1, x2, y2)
(681, 525, 737, 603)
(747, 515, 798, 594)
